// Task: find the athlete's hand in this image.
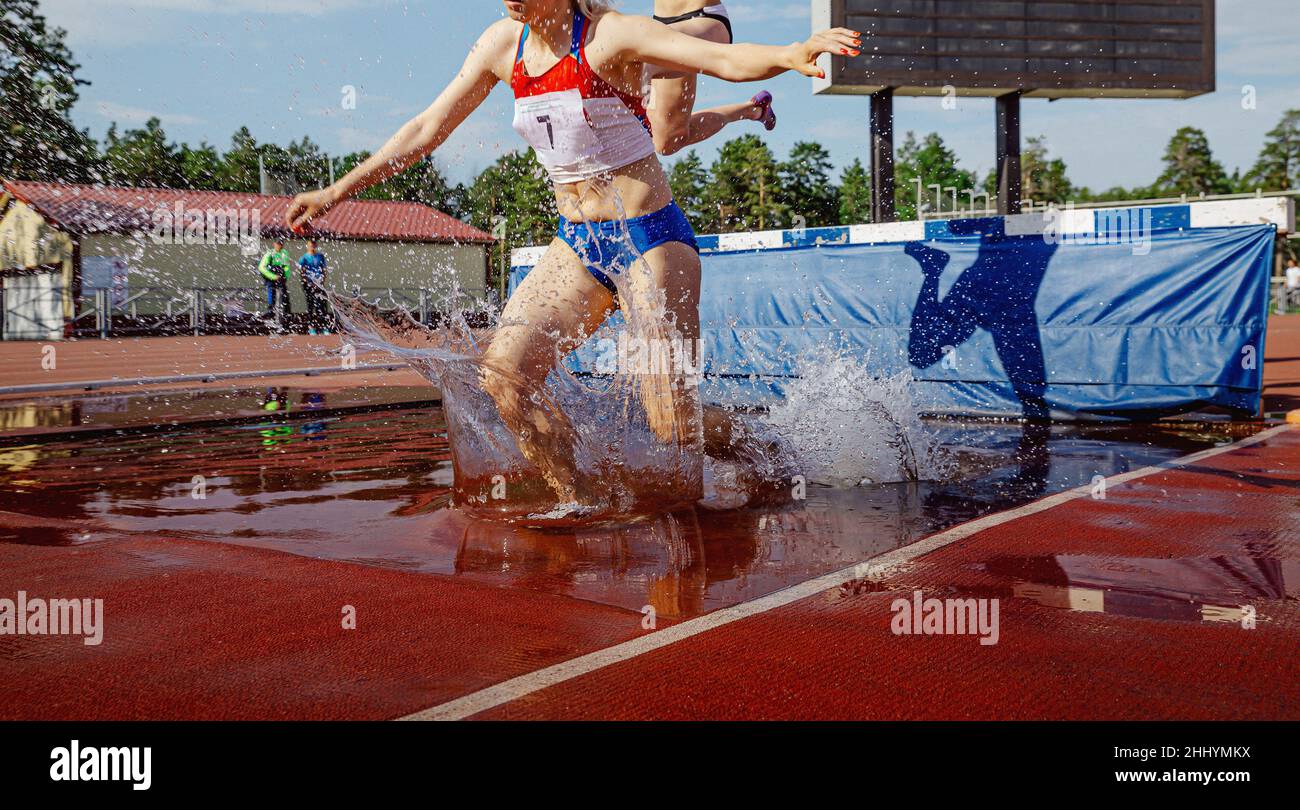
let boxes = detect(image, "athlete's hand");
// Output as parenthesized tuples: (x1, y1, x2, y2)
(285, 188, 339, 233)
(785, 28, 861, 78)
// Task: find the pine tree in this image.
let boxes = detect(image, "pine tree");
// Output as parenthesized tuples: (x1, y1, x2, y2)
(778, 141, 838, 228)
(894, 132, 976, 220)
(101, 118, 184, 188)
(668, 151, 710, 231)
(1245, 109, 1300, 192)
(1152, 126, 1233, 197)
(981, 136, 1075, 207)
(179, 142, 223, 190)
(1021, 136, 1074, 204)
(838, 158, 872, 225)
(218, 128, 262, 192)
(706, 135, 786, 232)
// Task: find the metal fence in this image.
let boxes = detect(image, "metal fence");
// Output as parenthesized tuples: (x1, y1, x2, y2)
(0, 277, 65, 340)
(0, 284, 491, 340)
(1274, 279, 1300, 315)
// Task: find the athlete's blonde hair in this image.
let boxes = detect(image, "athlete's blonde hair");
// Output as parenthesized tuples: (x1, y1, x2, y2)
(576, 0, 616, 16)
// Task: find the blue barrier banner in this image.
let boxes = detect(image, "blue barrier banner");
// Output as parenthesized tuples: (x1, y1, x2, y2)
(515, 222, 1275, 419)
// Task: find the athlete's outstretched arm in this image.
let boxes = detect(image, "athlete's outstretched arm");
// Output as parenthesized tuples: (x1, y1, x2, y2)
(286, 23, 511, 230)
(605, 14, 860, 82)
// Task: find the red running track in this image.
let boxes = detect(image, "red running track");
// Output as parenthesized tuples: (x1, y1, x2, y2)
(0, 537, 654, 720)
(466, 426, 1300, 720)
(1, 427, 1296, 720)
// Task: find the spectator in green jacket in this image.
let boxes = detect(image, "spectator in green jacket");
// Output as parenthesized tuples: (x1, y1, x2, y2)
(259, 240, 293, 319)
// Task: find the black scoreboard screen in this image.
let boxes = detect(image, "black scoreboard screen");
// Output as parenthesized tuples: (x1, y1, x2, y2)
(812, 0, 1215, 98)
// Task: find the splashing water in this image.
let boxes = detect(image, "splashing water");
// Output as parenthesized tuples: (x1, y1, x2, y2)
(328, 265, 705, 525)
(332, 281, 951, 526)
(760, 345, 953, 487)
(328, 196, 947, 524)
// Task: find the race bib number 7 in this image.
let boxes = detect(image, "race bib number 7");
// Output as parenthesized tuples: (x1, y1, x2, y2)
(514, 89, 599, 166)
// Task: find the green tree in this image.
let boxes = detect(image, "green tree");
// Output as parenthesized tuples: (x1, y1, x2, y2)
(981, 135, 1075, 207)
(101, 118, 184, 188)
(462, 149, 556, 293)
(778, 141, 838, 228)
(256, 141, 300, 194)
(0, 0, 98, 181)
(894, 132, 975, 220)
(1152, 126, 1233, 197)
(283, 135, 329, 191)
(179, 142, 222, 190)
(1021, 136, 1073, 204)
(217, 127, 262, 192)
(337, 150, 462, 215)
(668, 150, 710, 231)
(838, 157, 872, 225)
(1245, 109, 1300, 191)
(706, 135, 785, 232)
(1074, 185, 1150, 204)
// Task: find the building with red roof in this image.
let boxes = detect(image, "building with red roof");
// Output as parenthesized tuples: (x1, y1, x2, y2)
(1, 181, 494, 339)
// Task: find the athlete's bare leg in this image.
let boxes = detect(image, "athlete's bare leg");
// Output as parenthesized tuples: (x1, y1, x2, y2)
(619, 240, 703, 447)
(483, 236, 713, 502)
(480, 238, 615, 501)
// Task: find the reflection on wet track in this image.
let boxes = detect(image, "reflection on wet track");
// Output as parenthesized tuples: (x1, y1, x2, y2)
(0, 406, 1267, 620)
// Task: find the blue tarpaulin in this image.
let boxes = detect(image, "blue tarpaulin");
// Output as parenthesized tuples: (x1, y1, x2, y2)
(512, 220, 1275, 419)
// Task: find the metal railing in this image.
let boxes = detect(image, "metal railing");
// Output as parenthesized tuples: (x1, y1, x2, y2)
(351, 286, 492, 328)
(1273, 279, 1300, 315)
(0, 282, 65, 341)
(1, 284, 490, 340)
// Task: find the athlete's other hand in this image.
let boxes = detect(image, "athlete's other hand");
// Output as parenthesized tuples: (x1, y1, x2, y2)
(286, 188, 339, 233)
(785, 28, 860, 78)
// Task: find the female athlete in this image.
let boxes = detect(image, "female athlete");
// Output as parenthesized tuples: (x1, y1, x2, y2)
(647, 0, 778, 156)
(286, 0, 859, 501)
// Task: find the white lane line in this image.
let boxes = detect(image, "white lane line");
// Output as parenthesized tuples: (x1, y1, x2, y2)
(400, 423, 1294, 721)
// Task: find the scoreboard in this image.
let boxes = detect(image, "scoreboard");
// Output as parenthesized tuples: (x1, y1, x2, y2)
(812, 0, 1216, 98)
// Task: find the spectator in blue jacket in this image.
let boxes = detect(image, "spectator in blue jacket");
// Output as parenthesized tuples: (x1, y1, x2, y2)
(298, 239, 332, 334)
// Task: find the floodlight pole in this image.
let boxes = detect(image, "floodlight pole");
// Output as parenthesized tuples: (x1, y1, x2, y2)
(869, 87, 896, 223)
(996, 90, 1023, 215)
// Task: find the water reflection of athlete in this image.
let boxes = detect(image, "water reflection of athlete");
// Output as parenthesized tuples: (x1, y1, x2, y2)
(647, 1, 777, 156)
(286, 0, 858, 501)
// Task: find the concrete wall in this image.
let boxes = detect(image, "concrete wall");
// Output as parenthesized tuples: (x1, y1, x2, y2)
(78, 233, 488, 312)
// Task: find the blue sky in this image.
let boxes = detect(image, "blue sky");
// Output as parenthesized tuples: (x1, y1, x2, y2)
(40, 0, 1300, 191)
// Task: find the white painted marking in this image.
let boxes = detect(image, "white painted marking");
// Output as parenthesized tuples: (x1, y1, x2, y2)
(510, 246, 548, 268)
(1188, 198, 1292, 231)
(848, 221, 926, 244)
(1004, 208, 1094, 237)
(717, 230, 785, 252)
(401, 423, 1292, 721)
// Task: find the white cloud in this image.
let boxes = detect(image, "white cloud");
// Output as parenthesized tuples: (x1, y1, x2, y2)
(39, 0, 399, 47)
(95, 101, 206, 127)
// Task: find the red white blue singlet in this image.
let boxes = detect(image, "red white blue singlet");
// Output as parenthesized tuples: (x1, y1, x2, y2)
(510, 9, 656, 184)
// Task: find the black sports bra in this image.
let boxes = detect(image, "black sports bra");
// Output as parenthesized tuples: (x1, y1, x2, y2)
(653, 5, 734, 43)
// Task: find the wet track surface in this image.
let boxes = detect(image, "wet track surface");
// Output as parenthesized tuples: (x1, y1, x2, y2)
(0, 405, 1265, 622)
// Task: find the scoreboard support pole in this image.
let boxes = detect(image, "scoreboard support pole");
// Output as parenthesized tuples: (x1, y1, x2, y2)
(869, 87, 896, 223)
(995, 90, 1023, 215)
